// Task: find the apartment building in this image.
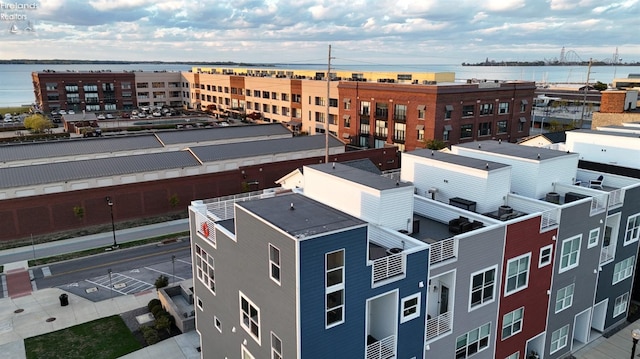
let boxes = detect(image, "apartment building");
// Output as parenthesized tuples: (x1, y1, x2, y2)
(133, 71, 184, 108)
(189, 138, 640, 359)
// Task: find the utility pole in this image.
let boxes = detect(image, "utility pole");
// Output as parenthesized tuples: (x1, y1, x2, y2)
(325, 44, 333, 164)
(579, 58, 592, 129)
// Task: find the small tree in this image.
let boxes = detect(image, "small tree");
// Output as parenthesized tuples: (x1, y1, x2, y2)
(154, 275, 169, 289)
(155, 315, 172, 335)
(168, 194, 179, 208)
(23, 114, 52, 133)
(424, 139, 446, 150)
(593, 81, 608, 91)
(72, 206, 85, 219)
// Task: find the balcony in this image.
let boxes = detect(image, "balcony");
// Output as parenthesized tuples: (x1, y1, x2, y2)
(366, 335, 395, 359)
(372, 253, 403, 283)
(425, 312, 453, 341)
(429, 238, 456, 265)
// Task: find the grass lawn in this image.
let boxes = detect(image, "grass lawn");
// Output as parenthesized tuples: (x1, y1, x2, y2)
(25, 315, 141, 359)
(0, 106, 31, 115)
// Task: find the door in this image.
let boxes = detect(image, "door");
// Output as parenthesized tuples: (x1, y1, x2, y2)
(439, 284, 449, 315)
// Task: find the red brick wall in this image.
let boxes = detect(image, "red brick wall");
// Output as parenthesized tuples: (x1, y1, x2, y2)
(600, 91, 626, 113)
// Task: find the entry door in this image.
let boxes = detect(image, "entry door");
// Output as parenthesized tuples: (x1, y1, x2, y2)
(439, 284, 449, 315)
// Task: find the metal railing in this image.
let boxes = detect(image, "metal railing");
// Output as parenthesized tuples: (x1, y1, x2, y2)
(194, 211, 216, 247)
(425, 311, 453, 341)
(590, 194, 607, 215)
(372, 254, 404, 283)
(608, 189, 623, 207)
(540, 208, 560, 232)
(203, 189, 276, 220)
(366, 334, 395, 359)
(429, 238, 456, 265)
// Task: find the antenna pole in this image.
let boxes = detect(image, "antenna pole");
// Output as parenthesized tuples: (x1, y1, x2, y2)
(579, 58, 592, 129)
(325, 44, 332, 163)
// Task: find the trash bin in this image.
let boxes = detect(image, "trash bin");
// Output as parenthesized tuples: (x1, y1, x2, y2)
(59, 294, 69, 306)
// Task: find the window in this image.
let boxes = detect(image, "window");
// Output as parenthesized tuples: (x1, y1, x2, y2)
(555, 283, 574, 313)
(588, 228, 600, 248)
(375, 102, 388, 118)
(520, 100, 527, 113)
(394, 122, 406, 141)
(518, 121, 524, 132)
(497, 120, 508, 134)
(462, 105, 475, 117)
(550, 325, 569, 354)
(269, 244, 281, 284)
(506, 352, 520, 359)
(197, 297, 203, 310)
(315, 96, 325, 106)
(326, 249, 345, 327)
(214, 316, 222, 333)
(401, 293, 421, 323)
(445, 105, 453, 119)
(240, 293, 260, 343)
(480, 103, 493, 115)
(360, 101, 370, 116)
(394, 104, 407, 121)
(478, 122, 491, 136)
(612, 256, 635, 284)
(121, 82, 131, 90)
(272, 92, 277, 100)
(559, 235, 581, 272)
(242, 346, 256, 359)
(329, 98, 338, 107)
(455, 323, 491, 358)
(417, 128, 424, 141)
(624, 214, 640, 245)
(539, 245, 553, 267)
(195, 244, 215, 294)
(499, 102, 510, 114)
(470, 266, 496, 309)
(502, 307, 524, 339)
(417, 105, 425, 119)
(461, 124, 473, 138)
(46, 83, 58, 91)
(613, 292, 629, 317)
(136, 82, 148, 89)
(271, 332, 283, 359)
(343, 99, 351, 110)
(505, 254, 530, 295)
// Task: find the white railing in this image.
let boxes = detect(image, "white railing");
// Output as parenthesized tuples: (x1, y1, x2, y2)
(203, 189, 276, 220)
(608, 189, 623, 207)
(372, 254, 404, 283)
(590, 194, 607, 215)
(600, 245, 615, 264)
(381, 169, 401, 183)
(425, 311, 453, 341)
(429, 238, 456, 265)
(540, 208, 560, 232)
(194, 211, 216, 247)
(366, 334, 395, 359)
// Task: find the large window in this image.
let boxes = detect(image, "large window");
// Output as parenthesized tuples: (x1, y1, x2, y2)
(550, 325, 569, 354)
(240, 293, 260, 343)
(470, 266, 496, 310)
(624, 214, 640, 245)
(539, 245, 553, 267)
(613, 292, 629, 317)
(497, 120, 508, 134)
(326, 249, 345, 328)
(498, 102, 510, 114)
(502, 307, 524, 339)
(480, 103, 493, 115)
(462, 105, 475, 117)
(195, 244, 215, 294)
(455, 323, 491, 358)
(394, 104, 407, 121)
(559, 235, 581, 272)
(360, 101, 370, 116)
(461, 124, 473, 139)
(505, 254, 530, 295)
(400, 293, 421, 323)
(271, 332, 283, 359)
(613, 256, 635, 284)
(478, 122, 491, 137)
(588, 228, 600, 248)
(269, 244, 281, 284)
(555, 283, 574, 313)
(394, 122, 406, 141)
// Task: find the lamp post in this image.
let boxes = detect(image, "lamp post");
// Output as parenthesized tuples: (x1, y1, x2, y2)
(106, 196, 118, 249)
(172, 255, 176, 285)
(108, 268, 113, 298)
(632, 328, 640, 359)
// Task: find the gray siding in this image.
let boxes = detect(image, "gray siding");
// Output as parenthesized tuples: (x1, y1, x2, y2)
(427, 225, 506, 359)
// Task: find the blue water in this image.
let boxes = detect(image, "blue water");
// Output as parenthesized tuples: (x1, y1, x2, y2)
(2, 63, 639, 107)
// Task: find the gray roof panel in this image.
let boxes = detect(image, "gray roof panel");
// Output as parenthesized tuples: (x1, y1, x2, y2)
(454, 140, 574, 161)
(307, 162, 411, 190)
(156, 123, 292, 145)
(407, 149, 510, 171)
(0, 151, 200, 189)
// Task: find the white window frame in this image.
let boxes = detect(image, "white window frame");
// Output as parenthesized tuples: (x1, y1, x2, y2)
(506, 352, 520, 359)
(197, 297, 203, 310)
(469, 265, 497, 311)
(195, 244, 216, 295)
(239, 292, 261, 344)
(588, 228, 600, 249)
(271, 332, 283, 359)
(505, 253, 531, 296)
(455, 322, 491, 358)
(554, 283, 575, 313)
(539, 244, 553, 268)
(550, 325, 569, 354)
(559, 235, 582, 273)
(400, 293, 421, 323)
(624, 213, 640, 246)
(269, 243, 281, 285)
(501, 307, 524, 340)
(612, 256, 635, 284)
(214, 316, 222, 333)
(242, 345, 256, 359)
(613, 292, 629, 317)
(325, 249, 345, 328)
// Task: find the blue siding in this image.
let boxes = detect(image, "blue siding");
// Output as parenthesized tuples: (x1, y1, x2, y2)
(299, 226, 429, 359)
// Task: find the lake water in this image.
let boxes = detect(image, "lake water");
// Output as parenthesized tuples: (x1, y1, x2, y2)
(2, 63, 639, 108)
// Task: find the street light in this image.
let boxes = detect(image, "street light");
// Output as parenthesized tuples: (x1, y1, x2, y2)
(172, 255, 176, 285)
(106, 196, 118, 249)
(631, 328, 640, 359)
(108, 268, 113, 298)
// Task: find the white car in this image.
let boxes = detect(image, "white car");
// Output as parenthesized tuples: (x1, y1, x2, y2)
(131, 110, 138, 116)
(68, 110, 75, 114)
(58, 110, 67, 115)
(105, 114, 114, 119)
(138, 113, 147, 118)
(152, 111, 161, 117)
(97, 114, 106, 120)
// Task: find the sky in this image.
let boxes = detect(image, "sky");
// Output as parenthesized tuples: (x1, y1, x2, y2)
(1, 0, 639, 65)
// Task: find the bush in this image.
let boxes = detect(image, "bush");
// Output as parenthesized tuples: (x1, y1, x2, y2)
(147, 299, 161, 311)
(155, 315, 172, 335)
(151, 305, 164, 318)
(140, 325, 160, 345)
(154, 275, 169, 289)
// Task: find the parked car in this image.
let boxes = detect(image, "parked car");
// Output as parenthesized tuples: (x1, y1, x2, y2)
(131, 110, 138, 116)
(97, 114, 106, 120)
(105, 114, 114, 119)
(68, 110, 75, 115)
(152, 111, 161, 117)
(122, 112, 130, 118)
(58, 110, 67, 115)
(138, 113, 147, 118)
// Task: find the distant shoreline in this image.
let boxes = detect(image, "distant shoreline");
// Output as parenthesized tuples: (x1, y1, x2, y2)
(462, 60, 640, 67)
(0, 60, 277, 67)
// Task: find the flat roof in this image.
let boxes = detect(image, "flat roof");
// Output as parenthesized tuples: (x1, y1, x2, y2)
(406, 149, 510, 171)
(0, 151, 200, 189)
(454, 140, 574, 161)
(189, 135, 344, 163)
(155, 123, 292, 145)
(238, 193, 365, 239)
(571, 128, 640, 139)
(306, 162, 412, 190)
(0, 135, 163, 163)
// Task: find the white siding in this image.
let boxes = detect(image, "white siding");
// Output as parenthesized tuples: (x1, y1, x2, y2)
(566, 131, 640, 168)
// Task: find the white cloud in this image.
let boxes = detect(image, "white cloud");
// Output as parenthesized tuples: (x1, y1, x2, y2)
(485, 0, 526, 12)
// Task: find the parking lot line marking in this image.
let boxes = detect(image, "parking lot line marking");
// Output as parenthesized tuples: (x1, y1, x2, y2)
(85, 279, 127, 295)
(144, 266, 186, 281)
(175, 258, 192, 265)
